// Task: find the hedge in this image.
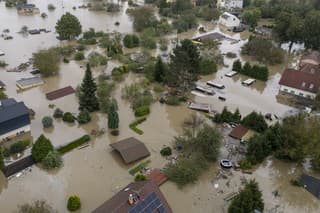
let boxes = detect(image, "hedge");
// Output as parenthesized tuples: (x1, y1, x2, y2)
(134, 106, 150, 117)
(57, 135, 90, 154)
(129, 118, 146, 135)
(129, 160, 151, 175)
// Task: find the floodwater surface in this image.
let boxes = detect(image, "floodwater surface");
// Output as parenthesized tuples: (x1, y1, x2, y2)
(0, 1, 319, 213)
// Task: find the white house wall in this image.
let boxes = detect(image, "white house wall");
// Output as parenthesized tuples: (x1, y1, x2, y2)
(279, 85, 316, 99)
(0, 125, 31, 142)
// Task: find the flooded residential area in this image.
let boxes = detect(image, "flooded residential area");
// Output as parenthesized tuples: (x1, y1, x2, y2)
(1, 0, 320, 213)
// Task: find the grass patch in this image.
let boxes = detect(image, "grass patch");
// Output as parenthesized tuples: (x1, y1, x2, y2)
(129, 160, 151, 175)
(57, 135, 90, 154)
(129, 118, 146, 135)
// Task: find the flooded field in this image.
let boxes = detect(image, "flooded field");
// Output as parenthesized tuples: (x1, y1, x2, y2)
(0, 1, 319, 213)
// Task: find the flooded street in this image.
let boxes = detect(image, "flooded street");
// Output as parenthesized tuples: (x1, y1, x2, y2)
(0, 1, 319, 213)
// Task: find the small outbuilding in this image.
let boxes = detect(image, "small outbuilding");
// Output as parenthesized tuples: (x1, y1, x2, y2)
(219, 12, 240, 29)
(46, 86, 75, 100)
(110, 137, 150, 164)
(16, 76, 44, 90)
(229, 125, 249, 140)
(300, 174, 320, 199)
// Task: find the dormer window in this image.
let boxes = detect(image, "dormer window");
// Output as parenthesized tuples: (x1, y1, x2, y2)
(302, 82, 306, 87)
(310, 84, 314, 89)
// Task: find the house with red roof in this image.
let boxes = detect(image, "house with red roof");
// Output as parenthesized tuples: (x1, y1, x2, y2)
(279, 51, 320, 99)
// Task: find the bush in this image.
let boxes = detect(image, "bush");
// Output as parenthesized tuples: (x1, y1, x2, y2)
(3, 148, 10, 158)
(226, 52, 237, 58)
(77, 110, 91, 124)
(134, 106, 150, 117)
(241, 111, 268, 133)
(110, 129, 119, 136)
(129, 160, 151, 175)
(67, 195, 81, 211)
(42, 116, 53, 128)
(74, 52, 85, 61)
(199, 58, 217, 75)
(135, 173, 147, 182)
(57, 135, 90, 154)
(239, 159, 252, 170)
(33, 48, 60, 77)
(88, 52, 108, 67)
(53, 108, 64, 118)
(48, 4, 56, 11)
(160, 147, 172, 156)
(123, 34, 140, 48)
(129, 118, 146, 135)
(41, 150, 63, 169)
(165, 95, 180, 106)
(63, 112, 75, 123)
(10, 141, 28, 154)
(31, 135, 54, 162)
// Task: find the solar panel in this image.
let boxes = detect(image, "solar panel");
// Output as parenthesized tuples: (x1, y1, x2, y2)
(128, 192, 166, 213)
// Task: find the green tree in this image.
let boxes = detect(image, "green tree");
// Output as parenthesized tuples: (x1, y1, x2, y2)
(168, 39, 200, 94)
(304, 10, 320, 50)
(53, 108, 64, 118)
(67, 195, 81, 211)
(42, 116, 53, 128)
(31, 135, 54, 162)
(241, 111, 268, 133)
(228, 180, 264, 213)
(0, 151, 4, 170)
(242, 8, 261, 27)
(154, 56, 166, 82)
(232, 60, 242, 72)
(108, 101, 119, 129)
(33, 48, 60, 77)
(128, 7, 157, 32)
(77, 110, 91, 124)
(42, 150, 63, 169)
(0, 90, 7, 99)
(314, 93, 320, 111)
(55, 12, 82, 40)
(199, 58, 217, 75)
(123, 34, 140, 48)
(79, 64, 99, 112)
(17, 200, 57, 213)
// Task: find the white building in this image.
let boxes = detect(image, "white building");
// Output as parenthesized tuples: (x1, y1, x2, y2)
(218, 12, 240, 29)
(217, 0, 243, 9)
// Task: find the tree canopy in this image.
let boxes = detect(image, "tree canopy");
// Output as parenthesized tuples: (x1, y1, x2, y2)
(31, 135, 54, 162)
(33, 48, 60, 77)
(55, 12, 82, 40)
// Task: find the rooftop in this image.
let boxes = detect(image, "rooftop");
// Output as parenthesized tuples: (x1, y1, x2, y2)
(279, 67, 320, 94)
(93, 180, 172, 213)
(46, 86, 75, 100)
(301, 51, 320, 65)
(146, 169, 168, 186)
(110, 137, 150, 164)
(229, 125, 249, 140)
(16, 76, 43, 87)
(300, 174, 320, 199)
(0, 80, 5, 88)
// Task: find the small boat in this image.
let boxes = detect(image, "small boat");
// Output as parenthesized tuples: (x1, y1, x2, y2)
(220, 159, 232, 168)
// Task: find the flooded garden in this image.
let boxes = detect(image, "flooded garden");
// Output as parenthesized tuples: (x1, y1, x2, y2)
(0, 0, 319, 212)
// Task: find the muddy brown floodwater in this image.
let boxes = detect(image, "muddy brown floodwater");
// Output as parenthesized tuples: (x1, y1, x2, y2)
(0, 0, 319, 213)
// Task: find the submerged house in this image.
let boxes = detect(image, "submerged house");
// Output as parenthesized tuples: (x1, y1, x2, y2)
(217, 0, 243, 9)
(16, 4, 40, 15)
(218, 12, 240, 29)
(16, 76, 44, 90)
(300, 174, 320, 199)
(0, 99, 31, 142)
(93, 180, 172, 213)
(279, 51, 320, 99)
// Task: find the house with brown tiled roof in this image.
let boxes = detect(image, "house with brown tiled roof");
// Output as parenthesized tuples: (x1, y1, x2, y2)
(279, 51, 320, 99)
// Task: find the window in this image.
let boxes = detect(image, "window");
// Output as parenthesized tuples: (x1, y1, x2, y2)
(310, 84, 314, 89)
(291, 90, 295, 94)
(284, 88, 288, 92)
(302, 82, 306, 87)
(299, 93, 304, 97)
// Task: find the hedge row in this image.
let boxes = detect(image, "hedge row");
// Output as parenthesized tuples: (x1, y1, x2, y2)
(57, 135, 90, 154)
(129, 118, 146, 135)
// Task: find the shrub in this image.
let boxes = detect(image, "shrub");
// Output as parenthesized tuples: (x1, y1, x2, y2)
(10, 141, 28, 154)
(53, 108, 64, 118)
(74, 52, 85, 61)
(199, 58, 217, 75)
(239, 159, 252, 170)
(160, 147, 172, 156)
(123, 34, 140, 48)
(129, 160, 151, 175)
(129, 118, 146, 135)
(33, 48, 60, 77)
(42, 116, 53, 128)
(31, 135, 54, 162)
(3, 148, 10, 158)
(290, 179, 302, 187)
(241, 111, 268, 133)
(67, 195, 81, 211)
(135, 173, 147, 182)
(57, 135, 90, 154)
(165, 95, 180, 106)
(110, 129, 119, 136)
(48, 4, 56, 11)
(0, 151, 4, 170)
(41, 150, 63, 169)
(63, 112, 75, 123)
(77, 110, 91, 124)
(134, 106, 150, 117)
(226, 52, 237, 58)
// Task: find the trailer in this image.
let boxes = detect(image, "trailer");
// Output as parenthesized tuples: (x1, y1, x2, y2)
(195, 85, 215, 95)
(242, 78, 256, 86)
(225, 71, 238, 77)
(206, 81, 225, 89)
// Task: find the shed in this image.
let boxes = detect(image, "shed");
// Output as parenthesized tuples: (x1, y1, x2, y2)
(110, 137, 150, 164)
(300, 174, 320, 199)
(3, 155, 35, 177)
(229, 125, 249, 140)
(46, 86, 75, 100)
(16, 76, 43, 90)
(146, 169, 168, 186)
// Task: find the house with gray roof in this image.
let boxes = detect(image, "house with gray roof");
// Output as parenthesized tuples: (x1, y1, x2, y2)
(0, 99, 31, 142)
(16, 76, 44, 90)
